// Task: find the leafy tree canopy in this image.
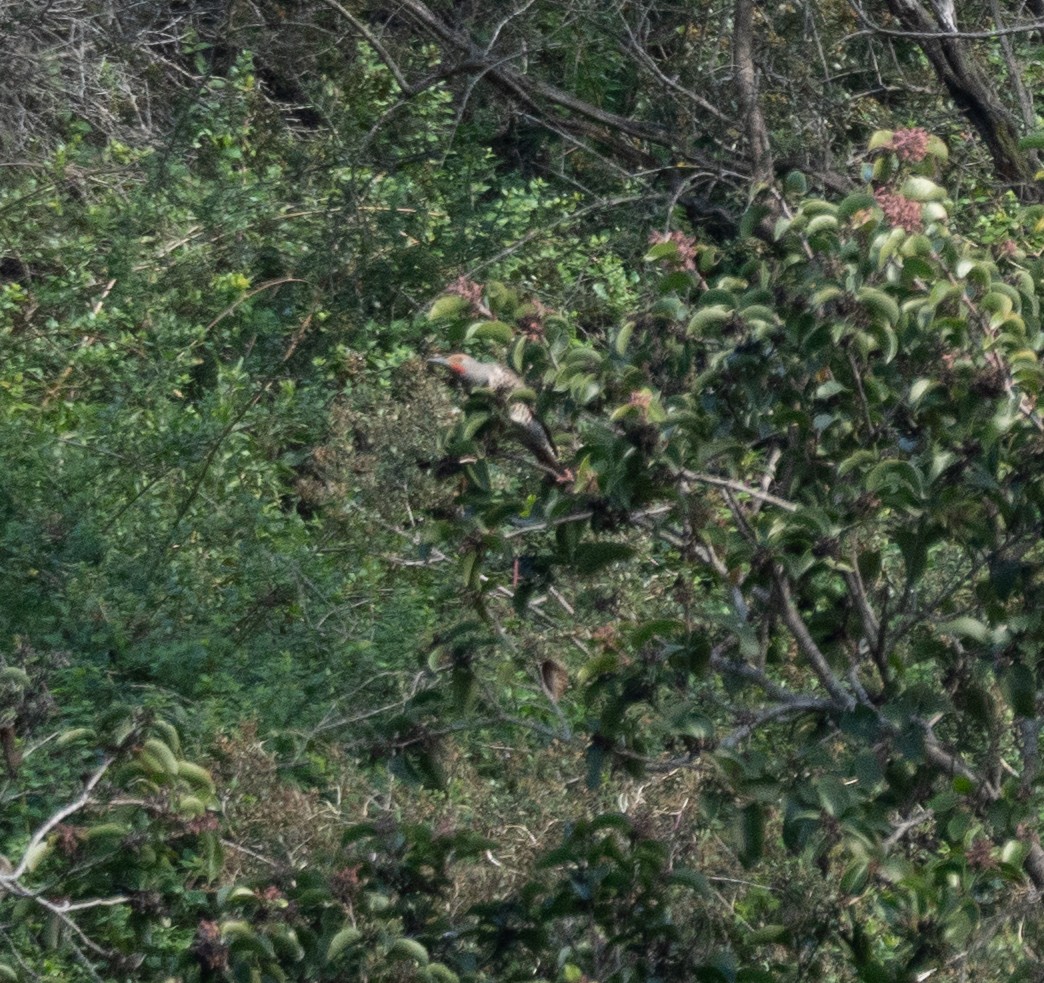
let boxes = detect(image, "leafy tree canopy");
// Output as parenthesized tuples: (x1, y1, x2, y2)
(3, 2, 1044, 981)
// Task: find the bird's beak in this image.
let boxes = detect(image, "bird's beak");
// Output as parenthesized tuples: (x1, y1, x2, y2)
(427, 356, 450, 367)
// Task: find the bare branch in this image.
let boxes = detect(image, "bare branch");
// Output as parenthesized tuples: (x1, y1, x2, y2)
(678, 468, 799, 513)
(319, 0, 417, 95)
(774, 572, 856, 709)
(1, 755, 112, 883)
(848, 2, 1044, 39)
(720, 697, 835, 749)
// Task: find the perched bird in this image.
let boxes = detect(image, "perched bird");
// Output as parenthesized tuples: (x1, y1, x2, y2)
(427, 353, 567, 478)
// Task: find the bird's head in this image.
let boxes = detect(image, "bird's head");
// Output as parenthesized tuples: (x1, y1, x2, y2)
(427, 353, 475, 377)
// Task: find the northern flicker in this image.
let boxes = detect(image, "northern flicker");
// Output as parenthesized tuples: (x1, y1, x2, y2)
(428, 353, 567, 477)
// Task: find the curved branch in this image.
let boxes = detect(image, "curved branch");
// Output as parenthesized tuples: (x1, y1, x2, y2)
(720, 697, 835, 749)
(774, 572, 856, 709)
(678, 468, 799, 513)
(1, 756, 112, 883)
(343, 0, 727, 176)
(319, 0, 417, 94)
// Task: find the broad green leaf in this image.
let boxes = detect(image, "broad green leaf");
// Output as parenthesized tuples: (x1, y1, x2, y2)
(571, 541, 636, 574)
(55, 727, 96, 747)
(900, 176, 946, 201)
(389, 938, 430, 965)
(667, 868, 712, 895)
(427, 963, 461, 983)
(614, 320, 635, 355)
(857, 286, 899, 324)
(688, 305, 732, 335)
(646, 241, 681, 262)
(868, 129, 895, 151)
(926, 135, 949, 159)
(466, 319, 514, 344)
(746, 924, 788, 944)
(937, 617, 991, 644)
(737, 802, 765, 867)
(177, 760, 216, 795)
(909, 378, 937, 405)
(1000, 663, 1036, 717)
(1018, 132, 1044, 151)
(807, 214, 838, 235)
(429, 295, 471, 320)
(837, 191, 877, 220)
(586, 742, 606, 790)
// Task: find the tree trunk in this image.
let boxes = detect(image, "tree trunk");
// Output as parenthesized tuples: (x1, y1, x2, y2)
(732, 0, 773, 188)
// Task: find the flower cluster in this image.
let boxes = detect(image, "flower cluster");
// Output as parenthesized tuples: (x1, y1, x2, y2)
(874, 189, 922, 232)
(518, 299, 549, 341)
(649, 230, 699, 271)
(628, 389, 653, 418)
(445, 275, 485, 313)
(888, 127, 930, 163)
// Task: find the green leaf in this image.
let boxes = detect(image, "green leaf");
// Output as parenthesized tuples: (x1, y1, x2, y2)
(652, 294, 688, 320)
(426, 963, 461, 983)
(81, 822, 128, 842)
(926, 135, 949, 159)
(876, 227, 907, 268)
(586, 742, 606, 790)
(55, 727, 97, 747)
(937, 617, 991, 645)
(900, 176, 947, 202)
(784, 170, 808, 194)
(806, 214, 839, 235)
(667, 867, 712, 895)
(664, 703, 715, 739)
(429, 295, 471, 320)
(1000, 663, 1036, 717)
(142, 737, 179, 775)
(1018, 132, 1044, 151)
(1001, 839, 1029, 866)
(571, 541, 636, 575)
(461, 411, 491, 440)
(466, 320, 514, 344)
(837, 192, 877, 220)
(177, 760, 216, 795)
(817, 776, 852, 817)
(909, 378, 937, 405)
(687, 305, 732, 335)
(224, 886, 259, 905)
(266, 924, 305, 962)
(660, 270, 698, 294)
(856, 286, 899, 325)
(838, 450, 877, 476)
(840, 859, 870, 895)
(746, 924, 788, 944)
(865, 459, 922, 500)
(646, 241, 681, 262)
(0, 667, 29, 687)
(815, 379, 847, 399)
(614, 321, 635, 355)
(629, 618, 685, 646)
(868, 129, 895, 151)
(737, 802, 765, 867)
(741, 204, 773, 238)
(22, 840, 51, 873)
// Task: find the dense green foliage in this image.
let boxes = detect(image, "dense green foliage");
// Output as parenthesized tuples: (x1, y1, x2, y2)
(4, 2, 1044, 981)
